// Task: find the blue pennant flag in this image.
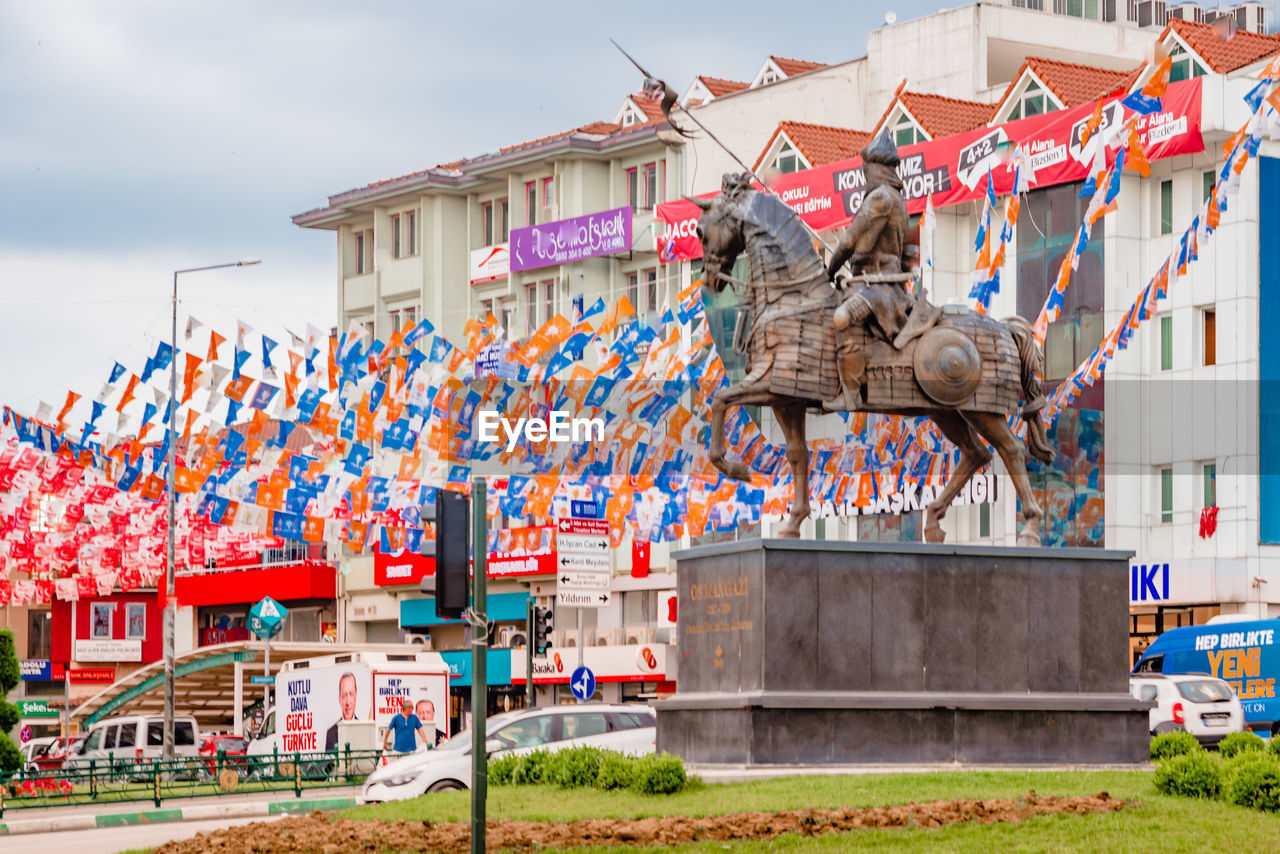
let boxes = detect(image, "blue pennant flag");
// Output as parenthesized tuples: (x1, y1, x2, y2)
(1121, 92, 1162, 115)
(261, 335, 278, 371)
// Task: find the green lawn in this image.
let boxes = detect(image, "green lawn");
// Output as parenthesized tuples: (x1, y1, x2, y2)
(342, 770, 1280, 852)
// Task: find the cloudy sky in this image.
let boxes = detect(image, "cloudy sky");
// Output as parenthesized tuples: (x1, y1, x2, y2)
(0, 0, 958, 419)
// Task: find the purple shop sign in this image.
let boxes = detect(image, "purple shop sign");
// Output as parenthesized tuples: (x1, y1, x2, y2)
(510, 206, 632, 272)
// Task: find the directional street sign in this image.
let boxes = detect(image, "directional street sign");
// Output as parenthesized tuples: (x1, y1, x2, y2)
(558, 590, 611, 607)
(570, 665, 596, 702)
(248, 596, 289, 640)
(250, 675, 275, 685)
(558, 570, 611, 590)
(556, 518, 609, 536)
(556, 517, 611, 608)
(557, 552, 609, 572)
(555, 533, 610, 552)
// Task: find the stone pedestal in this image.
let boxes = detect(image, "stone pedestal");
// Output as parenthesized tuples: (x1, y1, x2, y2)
(656, 540, 1149, 765)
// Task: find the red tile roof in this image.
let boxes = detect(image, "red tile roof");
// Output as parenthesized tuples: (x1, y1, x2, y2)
(997, 57, 1142, 111)
(498, 121, 622, 154)
(697, 75, 749, 97)
(630, 92, 667, 122)
(1163, 17, 1280, 73)
(873, 81, 995, 140)
(770, 56, 829, 77)
(753, 121, 872, 170)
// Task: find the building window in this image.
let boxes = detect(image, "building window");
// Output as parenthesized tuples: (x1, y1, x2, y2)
(125, 603, 146, 640)
(91, 603, 113, 639)
(1168, 42, 1207, 82)
(1161, 467, 1173, 523)
(1203, 309, 1216, 366)
(1160, 179, 1173, 234)
(500, 301, 514, 336)
(1008, 79, 1051, 120)
(1160, 314, 1173, 371)
(542, 176, 555, 207)
(893, 113, 924, 148)
(1203, 462, 1217, 508)
(391, 214, 401, 259)
(408, 211, 417, 255)
(659, 160, 667, 205)
(482, 202, 494, 246)
(643, 163, 657, 210)
(626, 167, 639, 211)
(1203, 170, 1215, 203)
(500, 198, 510, 241)
(622, 590, 655, 628)
(355, 229, 375, 275)
(525, 283, 538, 336)
(626, 271, 639, 312)
(774, 140, 805, 174)
(760, 67, 780, 85)
(542, 279, 556, 325)
(979, 502, 991, 538)
(645, 268, 659, 316)
(526, 181, 537, 226)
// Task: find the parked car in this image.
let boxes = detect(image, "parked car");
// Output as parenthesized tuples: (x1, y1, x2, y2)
(199, 734, 249, 774)
(362, 703, 656, 803)
(1132, 618, 1280, 736)
(20, 737, 59, 772)
(63, 714, 202, 773)
(27, 736, 80, 772)
(1130, 674, 1247, 746)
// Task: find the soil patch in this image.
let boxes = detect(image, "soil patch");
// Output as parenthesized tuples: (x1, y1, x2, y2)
(153, 791, 1125, 853)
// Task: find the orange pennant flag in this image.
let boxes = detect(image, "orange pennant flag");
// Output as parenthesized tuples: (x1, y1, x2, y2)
(181, 353, 203, 403)
(223, 375, 253, 402)
(206, 331, 226, 363)
(117, 374, 140, 412)
(55, 391, 80, 425)
(1125, 126, 1152, 177)
(327, 337, 339, 392)
(1141, 55, 1172, 98)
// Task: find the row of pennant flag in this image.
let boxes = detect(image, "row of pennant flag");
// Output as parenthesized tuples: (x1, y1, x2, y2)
(1, 58, 1278, 605)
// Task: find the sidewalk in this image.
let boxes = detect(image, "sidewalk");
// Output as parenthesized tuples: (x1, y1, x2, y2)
(0, 786, 362, 836)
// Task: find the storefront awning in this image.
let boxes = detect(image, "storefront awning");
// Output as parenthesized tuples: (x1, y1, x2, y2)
(400, 592, 529, 629)
(440, 649, 513, 687)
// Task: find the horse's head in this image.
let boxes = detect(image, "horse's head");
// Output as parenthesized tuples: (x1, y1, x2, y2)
(688, 173, 753, 292)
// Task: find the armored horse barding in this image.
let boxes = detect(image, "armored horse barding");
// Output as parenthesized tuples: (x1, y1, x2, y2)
(690, 174, 1054, 546)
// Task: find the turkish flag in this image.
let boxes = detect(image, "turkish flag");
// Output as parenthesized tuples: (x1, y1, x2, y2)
(631, 540, 650, 578)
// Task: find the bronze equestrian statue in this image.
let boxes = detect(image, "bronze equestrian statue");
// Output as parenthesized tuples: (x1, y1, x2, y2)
(688, 133, 1054, 545)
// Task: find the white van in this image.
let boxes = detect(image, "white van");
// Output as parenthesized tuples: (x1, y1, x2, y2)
(64, 714, 202, 771)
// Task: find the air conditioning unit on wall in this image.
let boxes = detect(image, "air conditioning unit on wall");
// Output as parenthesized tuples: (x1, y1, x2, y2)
(403, 633, 429, 646)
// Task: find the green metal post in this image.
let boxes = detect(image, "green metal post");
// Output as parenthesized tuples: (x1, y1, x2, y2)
(526, 596, 535, 709)
(471, 477, 487, 854)
(89, 759, 97, 799)
(294, 752, 301, 797)
(153, 760, 161, 808)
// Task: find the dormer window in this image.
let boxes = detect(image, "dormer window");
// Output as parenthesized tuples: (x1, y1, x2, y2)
(774, 140, 806, 174)
(621, 111, 636, 127)
(1008, 80, 1051, 121)
(893, 113, 926, 148)
(760, 68, 780, 85)
(1167, 42, 1207, 82)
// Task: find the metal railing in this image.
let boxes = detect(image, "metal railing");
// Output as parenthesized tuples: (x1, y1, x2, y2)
(0, 746, 382, 817)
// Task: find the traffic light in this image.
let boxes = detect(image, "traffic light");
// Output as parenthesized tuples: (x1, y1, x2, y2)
(433, 489, 469, 620)
(532, 606, 554, 655)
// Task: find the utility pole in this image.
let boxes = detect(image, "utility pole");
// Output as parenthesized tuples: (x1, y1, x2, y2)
(470, 477, 487, 854)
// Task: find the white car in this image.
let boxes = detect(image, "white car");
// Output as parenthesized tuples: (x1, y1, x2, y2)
(20, 736, 59, 771)
(1130, 674, 1246, 746)
(362, 703, 656, 802)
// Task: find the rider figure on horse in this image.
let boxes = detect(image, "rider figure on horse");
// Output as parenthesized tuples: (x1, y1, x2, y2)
(822, 132, 940, 412)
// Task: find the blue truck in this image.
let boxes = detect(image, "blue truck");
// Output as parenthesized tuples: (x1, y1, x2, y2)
(1133, 618, 1280, 736)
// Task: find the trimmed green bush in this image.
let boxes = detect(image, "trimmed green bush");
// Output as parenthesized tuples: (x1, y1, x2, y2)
(1150, 731, 1202, 761)
(629, 753, 688, 795)
(1224, 753, 1280, 812)
(1269, 734, 1280, 759)
(1154, 751, 1222, 799)
(549, 746, 603, 788)
(511, 750, 553, 785)
(0, 629, 20, 773)
(594, 750, 636, 790)
(1219, 731, 1266, 758)
(487, 753, 519, 785)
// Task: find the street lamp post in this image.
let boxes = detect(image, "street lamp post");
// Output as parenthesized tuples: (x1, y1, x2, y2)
(163, 258, 260, 762)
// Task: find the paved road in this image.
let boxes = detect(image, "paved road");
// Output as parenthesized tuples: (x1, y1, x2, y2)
(3, 815, 283, 854)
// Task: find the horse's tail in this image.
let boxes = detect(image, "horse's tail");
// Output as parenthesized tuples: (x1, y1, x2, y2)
(1002, 315, 1054, 465)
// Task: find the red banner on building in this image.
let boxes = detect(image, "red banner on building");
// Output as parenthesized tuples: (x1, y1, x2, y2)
(487, 525, 556, 578)
(655, 79, 1204, 263)
(374, 546, 436, 587)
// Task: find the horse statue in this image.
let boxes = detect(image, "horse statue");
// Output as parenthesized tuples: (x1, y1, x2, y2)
(689, 138, 1054, 546)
